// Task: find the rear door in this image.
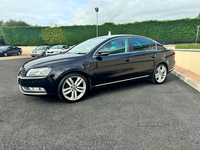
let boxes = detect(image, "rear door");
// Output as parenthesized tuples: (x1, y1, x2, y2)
(130, 37, 158, 76)
(12, 46, 18, 54)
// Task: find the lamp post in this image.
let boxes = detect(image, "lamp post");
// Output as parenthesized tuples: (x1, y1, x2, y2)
(196, 25, 200, 45)
(95, 7, 99, 37)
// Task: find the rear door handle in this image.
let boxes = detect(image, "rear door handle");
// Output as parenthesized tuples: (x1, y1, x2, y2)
(124, 58, 132, 62)
(151, 55, 156, 58)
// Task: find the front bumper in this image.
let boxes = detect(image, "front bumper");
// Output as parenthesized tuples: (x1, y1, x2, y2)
(0, 52, 4, 56)
(30, 53, 43, 57)
(19, 85, 47, 95)
(18, 76, 56, 95)
(30, 54, 42, 57)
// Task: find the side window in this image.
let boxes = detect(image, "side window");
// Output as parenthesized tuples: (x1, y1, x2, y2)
(99, 38, 128, 55)
(157, 44, 166, 50)
(131, 38, 156, 51)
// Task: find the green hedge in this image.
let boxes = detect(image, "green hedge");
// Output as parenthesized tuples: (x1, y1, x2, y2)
(175, 45, 200, 49)
(2, 26, 45, 45)
(2, 18, 200, 46)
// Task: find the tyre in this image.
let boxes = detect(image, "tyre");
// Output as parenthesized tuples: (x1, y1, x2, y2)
(150, 64, 167, 84)
(57, 73, 89, 102)
(4, 52, 7, 57)
(42, 52, 46, 56)
(17, 51, 21, 55)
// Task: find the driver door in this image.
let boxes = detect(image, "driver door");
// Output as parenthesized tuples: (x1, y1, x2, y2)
(7, 47, 13, 55)
(92, 38, 134, 85)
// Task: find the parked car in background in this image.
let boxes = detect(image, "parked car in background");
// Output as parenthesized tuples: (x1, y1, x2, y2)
(30, 45, 51, 57)
(18, 35, 175, 102)
(0, 45, 22, 57)
(46, 45, 70, 56)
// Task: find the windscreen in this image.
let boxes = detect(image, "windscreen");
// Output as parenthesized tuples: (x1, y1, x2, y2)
(0, 46, 9, 50)
(36, 46, 46, 50)
(51, 46, 62, 49)
(68, 38, 106, 54)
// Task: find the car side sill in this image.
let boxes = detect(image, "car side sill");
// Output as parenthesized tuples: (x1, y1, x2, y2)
(95, 75, 149, 87)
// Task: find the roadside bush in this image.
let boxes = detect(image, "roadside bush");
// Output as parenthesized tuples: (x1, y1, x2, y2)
(175, 45, 200, 49)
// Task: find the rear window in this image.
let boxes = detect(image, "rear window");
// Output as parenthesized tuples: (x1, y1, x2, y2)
(131, 38, 156, 51)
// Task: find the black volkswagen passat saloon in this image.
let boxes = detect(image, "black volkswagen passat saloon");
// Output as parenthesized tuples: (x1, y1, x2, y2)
(18, 35, 175, 102)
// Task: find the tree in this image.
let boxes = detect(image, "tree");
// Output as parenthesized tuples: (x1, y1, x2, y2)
(4, 19, 30, 27)
(196, 13, 200, 19)
(0, 19, 5, 45)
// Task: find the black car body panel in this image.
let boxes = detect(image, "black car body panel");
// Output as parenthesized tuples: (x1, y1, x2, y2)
(18, 35, 175, 97)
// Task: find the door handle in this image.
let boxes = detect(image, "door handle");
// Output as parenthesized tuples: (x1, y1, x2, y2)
(151, 55, 156, 58)
(124, 58, 132, 62)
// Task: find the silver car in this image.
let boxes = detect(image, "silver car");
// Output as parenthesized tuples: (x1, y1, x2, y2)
(46, 45, 70, 56)
(30, 45, 51, 57)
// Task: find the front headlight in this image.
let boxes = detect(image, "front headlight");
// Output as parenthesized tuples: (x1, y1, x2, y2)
(26, 68, 52, 77)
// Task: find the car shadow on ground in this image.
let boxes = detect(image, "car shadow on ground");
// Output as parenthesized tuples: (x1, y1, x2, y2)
(30, 79, 149, 103)
(32, 75, 175, 103)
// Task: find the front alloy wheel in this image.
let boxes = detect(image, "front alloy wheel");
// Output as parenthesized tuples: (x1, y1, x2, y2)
(57, 73, 88, 102)
(42, 52, 46, 56)
(151, 64, 167, 84)
(4, 52, 7, 57)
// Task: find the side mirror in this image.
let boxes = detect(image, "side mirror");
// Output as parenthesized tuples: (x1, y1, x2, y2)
(96, 50, 110, 57)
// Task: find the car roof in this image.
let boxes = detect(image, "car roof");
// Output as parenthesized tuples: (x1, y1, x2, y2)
(95, 34, 160, 44)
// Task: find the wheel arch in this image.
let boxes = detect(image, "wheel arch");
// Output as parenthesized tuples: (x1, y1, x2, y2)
(155, 62, 169, 73)
(55, 70, 92, 94)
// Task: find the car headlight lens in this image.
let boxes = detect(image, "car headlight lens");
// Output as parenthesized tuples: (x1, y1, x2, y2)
(26, 68, 52, 77)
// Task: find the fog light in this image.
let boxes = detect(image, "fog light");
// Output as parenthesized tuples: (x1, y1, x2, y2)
(22, 86, 45, 92)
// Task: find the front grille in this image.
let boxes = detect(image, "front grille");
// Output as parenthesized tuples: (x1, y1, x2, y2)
(19, 67, 26, 77)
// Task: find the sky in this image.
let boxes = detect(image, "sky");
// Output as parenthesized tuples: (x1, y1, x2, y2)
(0, 0, 200, 26)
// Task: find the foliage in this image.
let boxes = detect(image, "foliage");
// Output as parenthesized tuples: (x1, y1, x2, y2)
(175, 45, 200, 49)
(2, 18, 200, 46)
(0, 20, 5, 45)
(40, 27, 65, 45)
(196, 13, 200, 19)
(2, 26, 44, 46)
(4, 19, 30, 27)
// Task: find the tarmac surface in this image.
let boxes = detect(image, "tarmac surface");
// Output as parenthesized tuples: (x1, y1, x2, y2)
(0, 57, 200, 149)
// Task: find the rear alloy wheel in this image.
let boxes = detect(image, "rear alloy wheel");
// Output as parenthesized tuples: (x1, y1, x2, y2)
(17, 51, 21, 55)
(4, 52, 8, 57)
(151, 64, 167, 84)
(57, 73, 89, 102)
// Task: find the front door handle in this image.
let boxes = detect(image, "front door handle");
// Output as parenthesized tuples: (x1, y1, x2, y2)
(151, 55, 156, 58)
(124, 58, 132, 62)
